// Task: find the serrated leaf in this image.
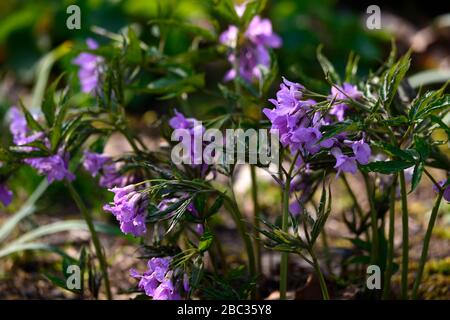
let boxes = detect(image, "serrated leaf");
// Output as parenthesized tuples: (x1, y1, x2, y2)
(41, 74, 64, 127)
(18, 100, 43, 132)
(361, 160, 414, 174)
(317, 45, 341, 84)
(379, 52, 411, 109)
(410, 162, 424, 193)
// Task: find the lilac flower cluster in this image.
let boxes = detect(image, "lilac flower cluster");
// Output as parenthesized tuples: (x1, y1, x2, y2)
(83, 151, 128, 188)
(72, 39, 103, 94)
(8, 107, 75, 183)
(220, 9, 282, 82)
(103, 184, 147, 236)
(169, 109, 209, 176)
(130, 257, 188, 300)
(263, 77, 371, 176)
(0, 183, 13, 206)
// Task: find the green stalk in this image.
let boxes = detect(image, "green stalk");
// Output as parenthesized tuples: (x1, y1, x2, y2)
(411, 190, 444, 299)
(309, 249, 330, 300)
(341, 174, 364, 219)
(224, 198, 256, 282)
(279, 174, 291, 300)
(250, 165, 262, 276)
(399, 170, 409, 299)
(363, 173, 379, 267)
(382, 175, 397, 299)
(67, 183, 112, 300)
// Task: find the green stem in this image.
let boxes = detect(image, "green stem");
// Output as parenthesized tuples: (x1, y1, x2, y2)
(341, 174, 364, 219)
(67, 183, 112, 300)
(411, 190, 444, 299)
(279, 174, 291, 300)
(250, 165, 262, 277)
(382, 175, 397, 299)
(399, 170, 409, 299)
(310, 249, 330, 300)
(342, 174, 370, 240)
(224, 198, 256, 284)
(363, 173, 379, 267)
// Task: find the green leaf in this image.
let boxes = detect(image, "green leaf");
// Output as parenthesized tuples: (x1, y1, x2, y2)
(379, 52, 411, 109)
(44, 273, 70, 291)
(137, 74, 205, 99)
(361, 160, 414, 174)
(42, 74, 65, 127)
(378, 142, 417, 162)
(50, 103, 70, 152)
(0, 179, 48, 242)
(198, 231, 214, 253)
(206, 195, 224, 218)
(316, 45, 341, 84)
(415, 95, 450, 119)
(409, 90, 442, 121)
(126, 27, 142, 64)
(18, 100, 43, 132)
(207, 0, 240, 24)
(11, 220, 123, 244)
(383, 115, 409, 126)
(349, 238, 371, 252)
(414, 136, 431, 161)
(319, 120, 358, 142)
(344, 51, 360, 83)
(241, 0, 268, 27)
(0, 242, 72, 259)
(310, 184, 331, 245)
(346, 255, 371, 266)
(410, 162, 424, 193)
(149, 19, 216, 41)
(430, 115, 450, 139)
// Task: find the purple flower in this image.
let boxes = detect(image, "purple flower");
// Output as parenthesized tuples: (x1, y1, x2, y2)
(220, 15, 281, 82)
(24, 151, 75, 183)
(289, 200, 302, 216)
(0, 183, 13, 206)
(187, 202, 204, 235)
(264, 77, 324, 157)
(83, 151, 128, 188)
(350, 139, 371, 165)
(331, 147, 357, 176)
(329, 83, 362, 121)
(83, 151, 110, 177)
(98, 163, 128, 188)
(8, 106, 76, 183)
(245, 16, 282, 48)
(8, 106, 28, 144)
(72, 39, 103, 94)
(103, 185, 147, 236)
(291, 127, 322, 154)
(219, 25, 238, 48)
(169, 110, 210, 173)
(433, 180, 450, 202)
(130, 257, 183, 300)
